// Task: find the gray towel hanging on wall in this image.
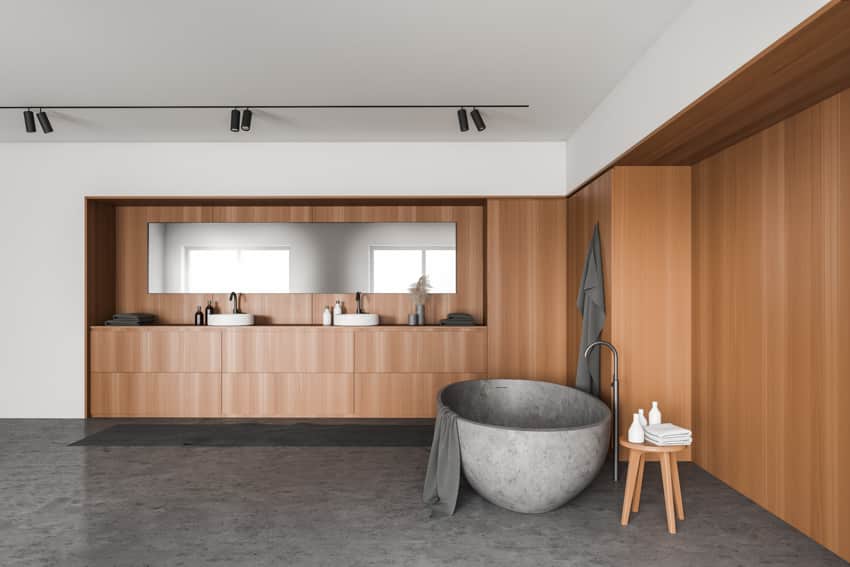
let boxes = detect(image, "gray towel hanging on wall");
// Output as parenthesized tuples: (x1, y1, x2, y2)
(576, 224, 606, 397)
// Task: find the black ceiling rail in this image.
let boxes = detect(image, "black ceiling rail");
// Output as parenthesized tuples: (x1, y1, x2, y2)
(0, 104, 529, 110)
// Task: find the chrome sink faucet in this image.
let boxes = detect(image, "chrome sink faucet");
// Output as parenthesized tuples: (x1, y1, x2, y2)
(229, 292, 241, 314)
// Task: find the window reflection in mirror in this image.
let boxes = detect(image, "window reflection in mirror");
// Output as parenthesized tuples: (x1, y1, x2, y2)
(148, 222, 456, 294)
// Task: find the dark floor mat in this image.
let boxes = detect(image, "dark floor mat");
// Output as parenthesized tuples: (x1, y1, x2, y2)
(70, 422, 435, 447)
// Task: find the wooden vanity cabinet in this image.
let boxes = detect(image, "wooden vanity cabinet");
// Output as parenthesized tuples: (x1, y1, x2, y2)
(89, 326, 487, 418)
(89, 327, 222, 417)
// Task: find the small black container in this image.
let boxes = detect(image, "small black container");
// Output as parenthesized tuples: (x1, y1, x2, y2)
(204, 300, 215, 325)
(194, 306, 204, 326)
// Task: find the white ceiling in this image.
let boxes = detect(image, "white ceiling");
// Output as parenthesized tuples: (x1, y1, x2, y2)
(0, 0, 690, 142)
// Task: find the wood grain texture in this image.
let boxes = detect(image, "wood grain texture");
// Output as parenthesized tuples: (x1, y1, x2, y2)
(221, 373, 354, 417)
(611, 167, 692, 461)
(90, 327, 221, 373)
(85, 200, 116, 417)
(90, 373, 222, 417)
(619, 1, 850, 166)
(566, 171, 613, 399)
(222, 328, 354, 373)
(486, 199, 568, 382)
(113, 203, 483, 325)
(354, 328, 487, 373)
(692, 89, 850, 561)
(354, 373, 486, 417)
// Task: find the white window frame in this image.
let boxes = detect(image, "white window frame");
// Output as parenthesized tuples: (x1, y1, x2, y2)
(368, 245, 456, 294)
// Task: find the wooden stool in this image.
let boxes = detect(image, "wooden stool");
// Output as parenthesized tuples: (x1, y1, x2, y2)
(619, 437, 686, 534)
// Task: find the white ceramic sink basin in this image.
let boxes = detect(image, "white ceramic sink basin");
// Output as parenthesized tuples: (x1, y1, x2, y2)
(334, 313, 380, 327)
(207, 313, 255, 326)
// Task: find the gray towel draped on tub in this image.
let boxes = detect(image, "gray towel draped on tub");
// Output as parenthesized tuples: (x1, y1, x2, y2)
(422, 405, 461, 516)
(576, 224, 606, 397)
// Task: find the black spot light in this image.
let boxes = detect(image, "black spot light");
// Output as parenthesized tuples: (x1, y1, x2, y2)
(470, 108, 486, 132)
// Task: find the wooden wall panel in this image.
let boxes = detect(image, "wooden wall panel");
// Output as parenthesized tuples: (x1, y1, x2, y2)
(354, 328, 487, 374)
(566, 172, 613, 400)
(611, 167, 692, 460)
(90, 327, 221, 373)
(85, 201, 116, 326)
(692, 90, 850, 561)
(354, 373, 486, 418)
(486, 199, 567, 382)
(113, 203, 483, 325)
(222, 328, 354, 373)
(90, 373, 221, 417)
(222, 373, 354, 417)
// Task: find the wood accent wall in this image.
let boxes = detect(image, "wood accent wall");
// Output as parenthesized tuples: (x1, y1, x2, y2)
(692, 89, 850, 561)
(113, 204, 484, 325)
(567, 171, 613, 401)
(486, 199, 568, 383)
(567, 167, 692, 460)
(611, 167, 692, 460)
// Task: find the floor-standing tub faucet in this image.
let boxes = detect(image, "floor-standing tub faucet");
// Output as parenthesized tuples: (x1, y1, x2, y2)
(584, 340, 620, 482)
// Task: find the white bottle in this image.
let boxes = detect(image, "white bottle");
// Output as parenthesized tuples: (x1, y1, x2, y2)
(628, 413, 645, 443)
(648, 401, 662, 426)
(322, 306, 332, 326)
(333, 300, 343, 319)
(637, 408, 648, 428)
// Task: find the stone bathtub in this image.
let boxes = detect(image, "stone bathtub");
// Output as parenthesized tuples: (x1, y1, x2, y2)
(439, 379, 611, 513)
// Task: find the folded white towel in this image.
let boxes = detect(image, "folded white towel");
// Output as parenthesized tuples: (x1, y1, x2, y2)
(643, 422, 692, 446)
(646, 437, 692, 446)
(644, 423, 692, 438)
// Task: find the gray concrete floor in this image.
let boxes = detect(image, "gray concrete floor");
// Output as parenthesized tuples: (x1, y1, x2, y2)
(0, 419, 845, 567)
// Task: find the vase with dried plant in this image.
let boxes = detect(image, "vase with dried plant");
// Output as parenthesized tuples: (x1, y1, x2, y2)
(409, 275, 430, 326)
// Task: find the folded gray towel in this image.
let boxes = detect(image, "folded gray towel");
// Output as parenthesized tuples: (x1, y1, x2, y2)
(422, 405, 461, 516)
(113, 313, 156, 321)
(446, 312, 474, 320)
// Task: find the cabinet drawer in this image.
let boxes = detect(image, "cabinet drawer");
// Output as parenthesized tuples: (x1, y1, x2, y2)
(90, 373, 222, 417)
(222, 373, 354, 417)
(90, 328, 221, 373)
(222, 328, 354, 373)
(354, 373, 485, 418)
(354, 328, 487, 373)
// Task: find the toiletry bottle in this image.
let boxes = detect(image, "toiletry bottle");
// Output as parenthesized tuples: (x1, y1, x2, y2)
(322, 306, 332, 326)
(628, 413, 645, 443)
(648, 401, 662, 425)
(204, 299, 215, 325)
(638, 408, 648, 427)
(194, 306, 204, 326)
(333, 300, 343, 319)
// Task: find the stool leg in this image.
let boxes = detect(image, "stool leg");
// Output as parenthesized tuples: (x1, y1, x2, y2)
(620, 450, 641, 526)
(631, 453, 645, 513)
(671, 453, 684, 520)
(660, 453, 676, 534)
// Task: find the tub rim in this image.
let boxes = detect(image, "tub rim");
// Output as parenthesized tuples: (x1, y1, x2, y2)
(437, 378, 612, 434)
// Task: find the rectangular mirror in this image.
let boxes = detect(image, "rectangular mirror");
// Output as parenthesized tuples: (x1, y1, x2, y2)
(148, 222, 456, 294)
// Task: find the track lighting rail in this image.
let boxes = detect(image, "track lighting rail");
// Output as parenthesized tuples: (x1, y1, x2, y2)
(0, 104, 528, 110)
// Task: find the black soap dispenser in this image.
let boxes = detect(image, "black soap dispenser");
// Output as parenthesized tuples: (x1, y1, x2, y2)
(204, 299, 215, 325)
(194, 306, 204, 326)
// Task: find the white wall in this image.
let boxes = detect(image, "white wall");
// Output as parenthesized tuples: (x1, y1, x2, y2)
(564, 0, 831, 192)
(0, 141, 564, 418)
